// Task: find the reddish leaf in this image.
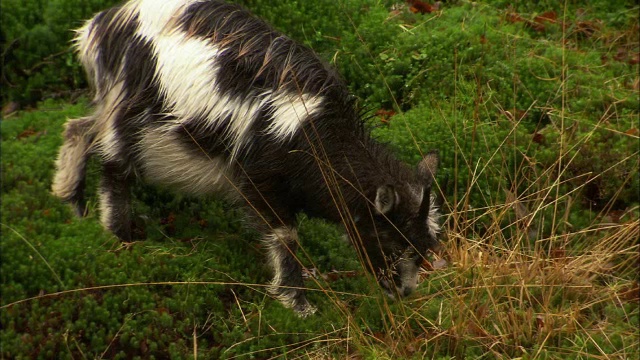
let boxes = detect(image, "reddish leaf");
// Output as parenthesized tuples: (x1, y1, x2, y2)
(421, 259, 434, 271)
(160, 212, 176, 225)
(534, 11, 557, 24)
(375, 109, 395, 117)
(326, 272, 341, 282)
(550, 248, 567, 259)
(506, 12, 524, 23)
(532, 132, 545, 144)
(625, 128, 639, 136)
(375, 109, 396, 124)
(614, 48, 627, 62)
(404, 342, 417, 355)
(372, 331, 386, 342)
(156, 307, 170, 315)
(536, 314, 545, 329)
(140, 339, 149, 354)
(509, 11, 558, 33)
(160, 212, 176, 235)
(466, 321, 488, 337)
(576, 20, 599, 38)
(325, 270, 358, 281)
(475, 304, 489, 319)
(17, 127, 37, 139)
(525, 20, 545, 32)
(629, 53, 639, 65)
(408, 0, 438, 14)
(576, 8, 587, 18)
(479, 34, 487, 44)
(618, 282, 640, 302)
(607, 209, 626, 223)
(389, 9, 402, 18)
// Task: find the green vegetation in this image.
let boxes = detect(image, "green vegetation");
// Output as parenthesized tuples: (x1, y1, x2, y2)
(2, 0, 638, 358)
(1, 0, 122, 104)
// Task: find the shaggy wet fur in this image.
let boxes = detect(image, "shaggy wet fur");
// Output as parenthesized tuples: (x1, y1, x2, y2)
(52, 0, 440, 316)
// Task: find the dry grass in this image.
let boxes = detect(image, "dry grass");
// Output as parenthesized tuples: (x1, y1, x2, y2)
(280, 2, 640, 356)
(286, 181, 638, 359)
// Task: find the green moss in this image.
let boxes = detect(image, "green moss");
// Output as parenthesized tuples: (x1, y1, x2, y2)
(2, 0, 639, 358)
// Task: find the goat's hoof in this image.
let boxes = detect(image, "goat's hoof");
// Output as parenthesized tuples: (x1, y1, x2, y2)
(69, 201, 88, 218)
(293, 302, 317, 318)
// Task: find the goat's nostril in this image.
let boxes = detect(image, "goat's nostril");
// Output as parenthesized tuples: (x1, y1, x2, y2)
(402, 287, 413, 298)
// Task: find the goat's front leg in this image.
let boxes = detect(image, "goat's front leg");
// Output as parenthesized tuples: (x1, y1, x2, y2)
(263, 226, 316, 317)
(98, 162, 133, 242)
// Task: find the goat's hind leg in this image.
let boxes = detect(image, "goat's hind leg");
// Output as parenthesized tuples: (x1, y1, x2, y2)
(52, 116, 96, 217)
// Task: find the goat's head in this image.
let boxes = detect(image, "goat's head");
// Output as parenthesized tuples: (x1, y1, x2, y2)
(356, 151, 440, 299)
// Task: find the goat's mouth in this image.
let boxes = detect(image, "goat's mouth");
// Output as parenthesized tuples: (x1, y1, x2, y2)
(378, 276, 396, 300)
(377, 272, 417, 300)
(377, 256, 420, 300)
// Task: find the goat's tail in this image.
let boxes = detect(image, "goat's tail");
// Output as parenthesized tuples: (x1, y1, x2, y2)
(52, 116, 97, 217)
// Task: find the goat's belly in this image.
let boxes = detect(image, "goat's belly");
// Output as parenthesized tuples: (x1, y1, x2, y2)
(137, 127, 235, 196)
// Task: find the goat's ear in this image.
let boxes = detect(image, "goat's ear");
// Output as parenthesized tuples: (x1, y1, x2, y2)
(375, 185, 398, 215)
(417, 150, 439, 186)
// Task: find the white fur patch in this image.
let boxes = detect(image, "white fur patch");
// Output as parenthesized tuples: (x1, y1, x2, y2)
(137, 125, 235, 195)
(134, 0, 227, 129)
(374, 185, 398, 214)
(411, 186, 441, 239)
(92, 81, 127, 162)
(263, 227, 299, 307)
(75, 5, 138, 96)
(74, 20, 100, 88)
(134, 0, 199, 38)
(151, 34, 224, 117)
(52, 118, 93, 200)
(426, 193, 441, 239)
(222, 94, 275, 158)
(266, 92, 322, 141)
(396, 248, 419, 296)
(98, 188, 113, 229)
(144, 23, 271, 159)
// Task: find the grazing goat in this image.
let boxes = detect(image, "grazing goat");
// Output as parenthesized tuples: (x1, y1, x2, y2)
(52, 0, 440, 316)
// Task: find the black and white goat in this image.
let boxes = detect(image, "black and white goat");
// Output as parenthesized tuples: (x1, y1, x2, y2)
(52, 0, 440, 316)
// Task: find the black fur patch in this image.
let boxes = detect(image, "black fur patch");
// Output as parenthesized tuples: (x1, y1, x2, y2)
(118, 36, 164, 167)
(179, 0, 344, 99)
(92, 7, 139, 91)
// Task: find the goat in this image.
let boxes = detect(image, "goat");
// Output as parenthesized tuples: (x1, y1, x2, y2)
(52, 0, 440, 316)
